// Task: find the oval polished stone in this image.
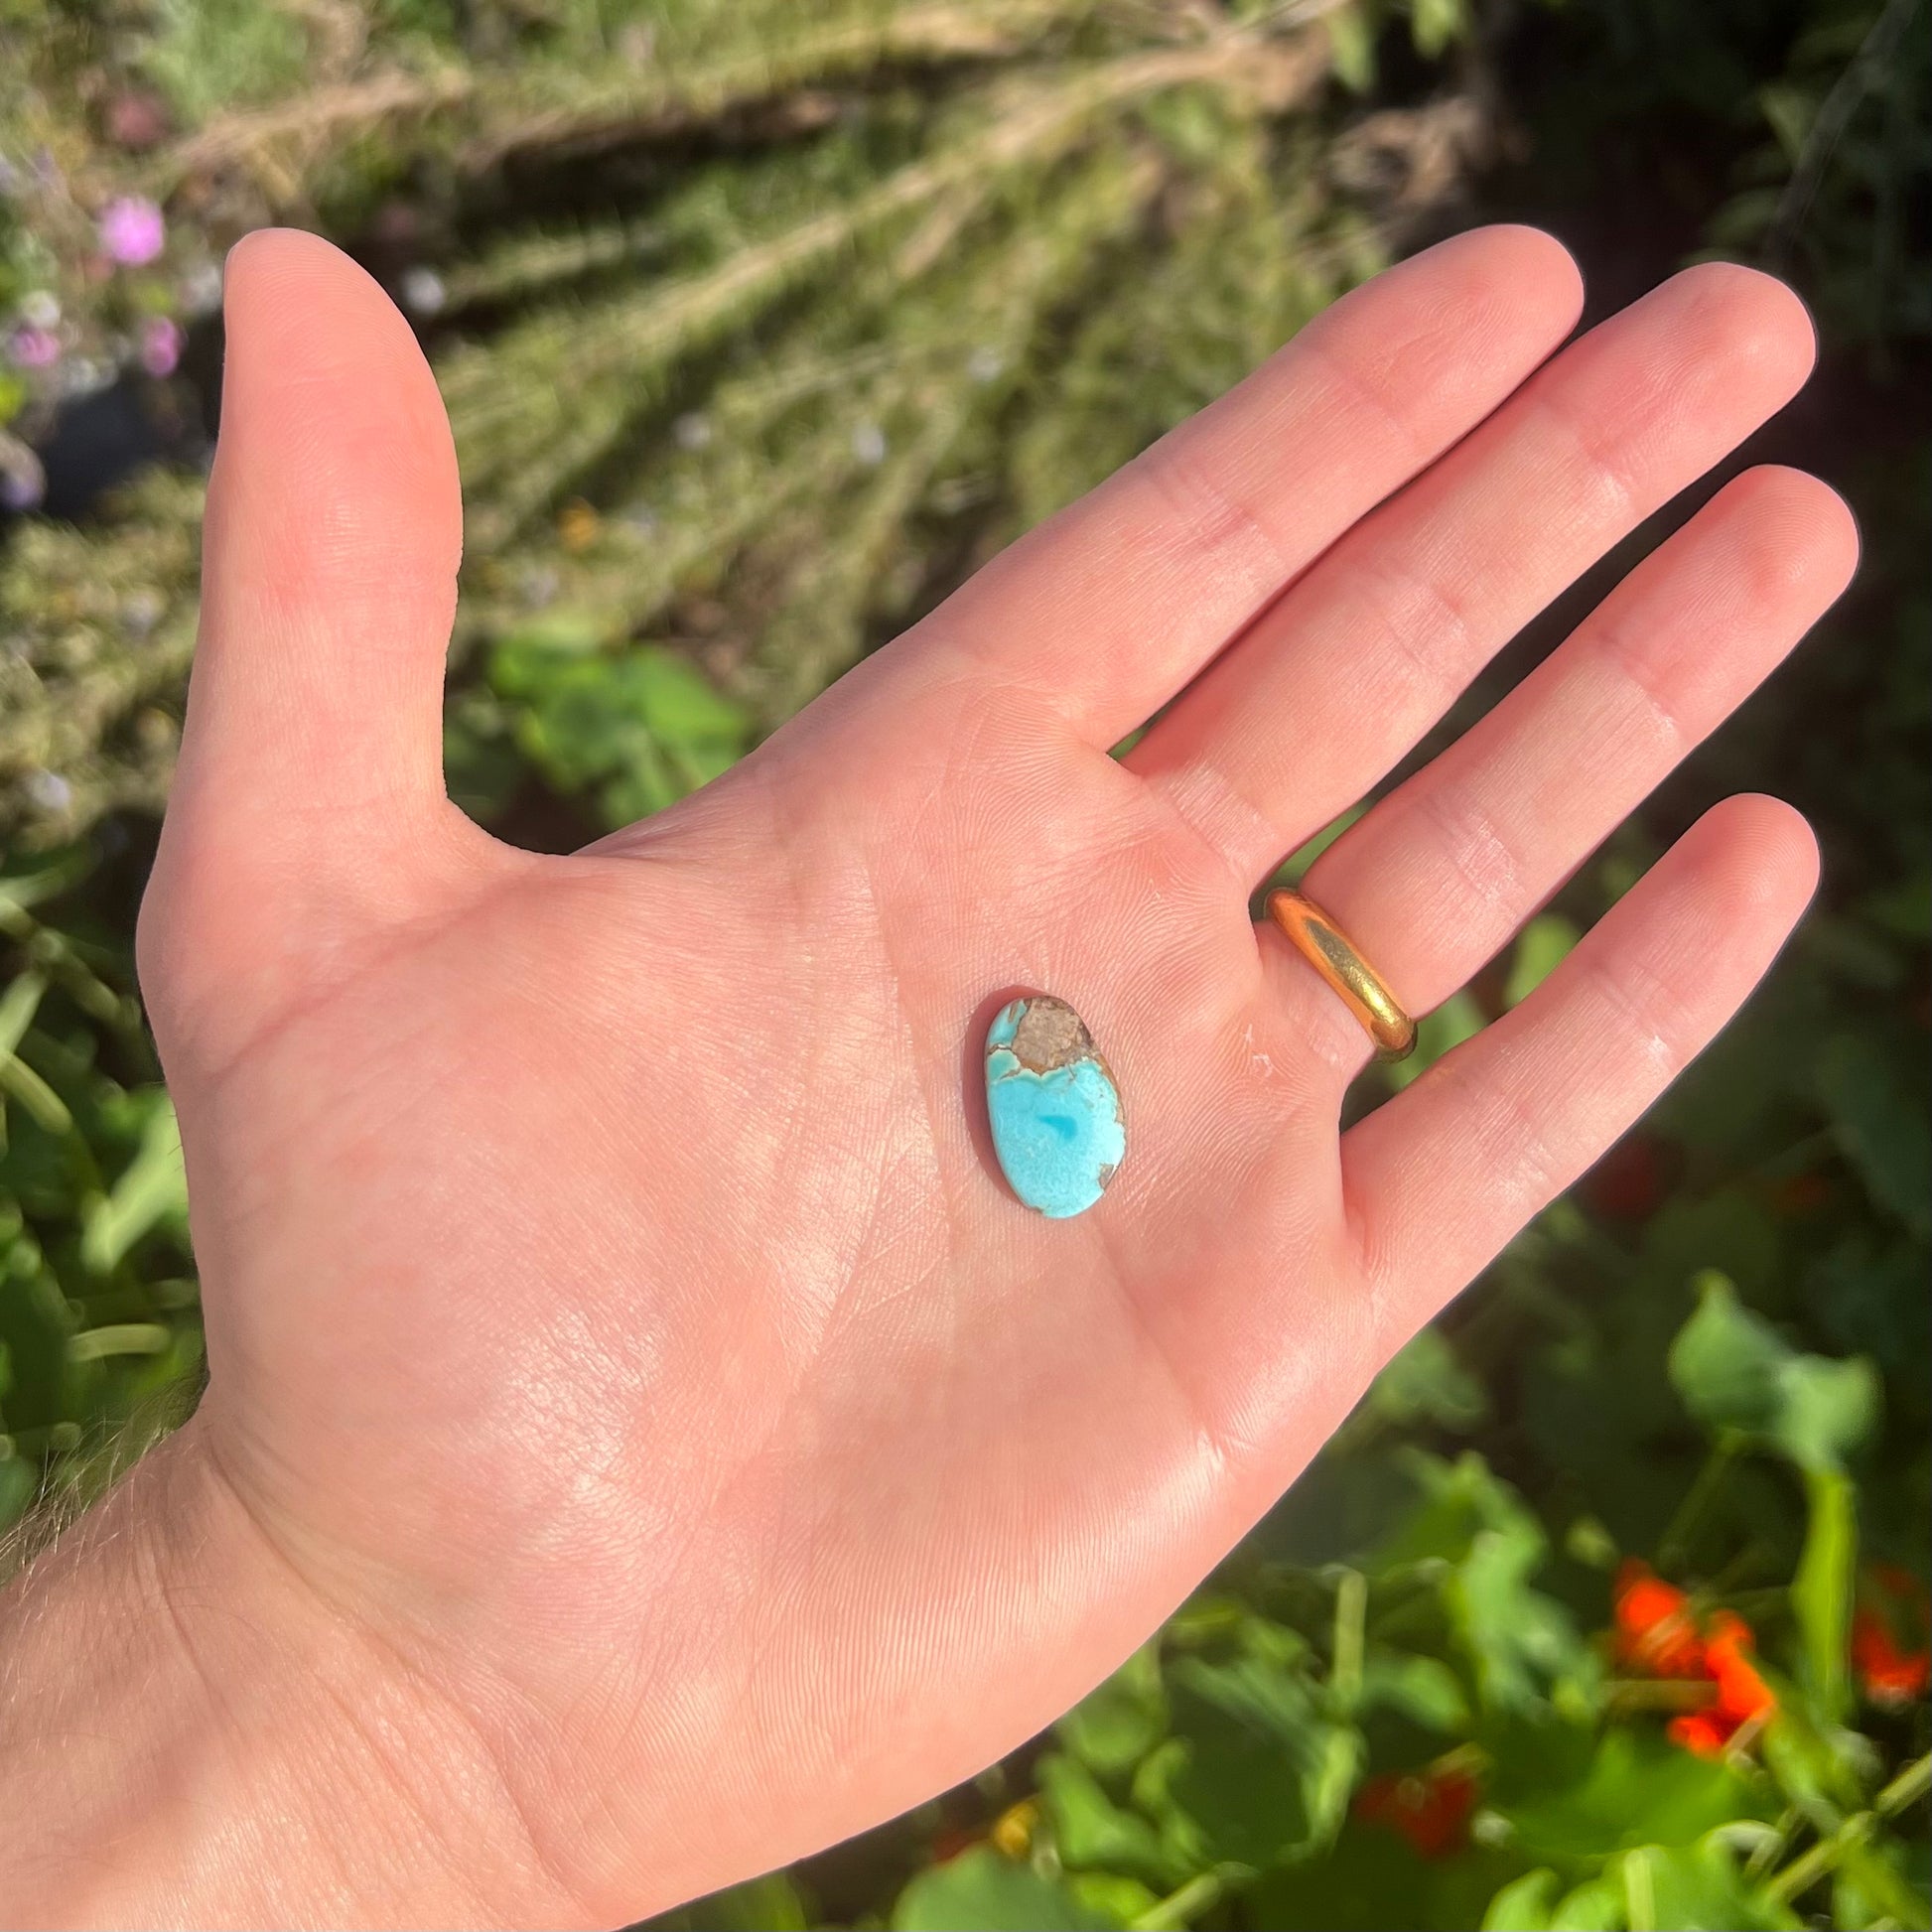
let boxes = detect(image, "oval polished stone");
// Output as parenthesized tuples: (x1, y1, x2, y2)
(984, 995, 1125, 1219)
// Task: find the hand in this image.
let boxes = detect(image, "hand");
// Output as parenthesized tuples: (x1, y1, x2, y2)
(2, 226, 1850, 1926)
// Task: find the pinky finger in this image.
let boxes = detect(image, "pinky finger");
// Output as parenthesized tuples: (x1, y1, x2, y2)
(1339, 795, 1818, 1345)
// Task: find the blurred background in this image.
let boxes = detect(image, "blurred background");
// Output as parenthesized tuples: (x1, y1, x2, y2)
(1, 2, 1927, 1926)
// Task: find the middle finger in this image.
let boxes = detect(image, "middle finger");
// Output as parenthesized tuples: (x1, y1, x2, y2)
(1126, 262, 1817, 886)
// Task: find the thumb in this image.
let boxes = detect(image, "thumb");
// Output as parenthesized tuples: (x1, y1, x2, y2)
(143, 230, 486, 1054)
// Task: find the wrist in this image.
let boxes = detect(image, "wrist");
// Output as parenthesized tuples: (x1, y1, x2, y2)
(0, 1420, 580, 1928)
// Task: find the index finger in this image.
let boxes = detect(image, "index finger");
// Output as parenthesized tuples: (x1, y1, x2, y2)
(904, 224, 1584, 747)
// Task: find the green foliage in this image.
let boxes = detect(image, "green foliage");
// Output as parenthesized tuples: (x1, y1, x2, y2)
(474, 623, 753, 824)
(0, 857, 199, 1552)
(894, 1846, 1114, 1929)
(1668, 1272, 1879, 1474)
(4, 0, 1928, 1924)
(3, 0, 1473, 847)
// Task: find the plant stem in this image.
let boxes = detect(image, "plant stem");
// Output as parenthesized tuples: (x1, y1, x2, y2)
(1623, 1846, 1657, 1932)
(1656, 1438, 1739, 1574)
(1876, 1752, 1931, 1819)
(1766, 1810, 1873, 1904)
(1131, 1867, 1229, 1931)
(1763, 1756, 1928, 1907)
(1331, 1567, 1366, 1712)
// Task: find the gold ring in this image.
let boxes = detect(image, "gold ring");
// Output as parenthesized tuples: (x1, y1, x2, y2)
(1264, 888, 1417, 1062)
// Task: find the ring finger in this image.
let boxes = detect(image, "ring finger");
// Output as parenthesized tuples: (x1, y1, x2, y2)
(1263, 462, 1857, 1071)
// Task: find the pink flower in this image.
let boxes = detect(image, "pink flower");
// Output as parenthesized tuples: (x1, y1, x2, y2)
(99, 196, 166, 266)
(8, 326, 62, 368)
(139, 316, 184, 377)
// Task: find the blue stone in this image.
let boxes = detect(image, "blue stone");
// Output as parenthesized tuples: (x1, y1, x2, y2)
(984, 995, 1125, 1219)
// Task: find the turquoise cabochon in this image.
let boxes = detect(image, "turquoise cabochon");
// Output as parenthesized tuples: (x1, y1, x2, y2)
(984, 997, 1125, 1219)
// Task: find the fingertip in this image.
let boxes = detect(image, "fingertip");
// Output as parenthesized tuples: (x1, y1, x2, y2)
(223, 226, 391, 339)
(1661, 260, 1819, 399)
(1412, 221, 1587, 338)
(1476, 222, 1587, 317)
(1694, 792, 1822, 919)
(211, 223, 459, 614)
(221, 225, 434, 398)
(1747, 792, 1821, 889)
(222, 222, 315, 282)
(182, 227, 464, 867)
(1717, 464, 1863, 607)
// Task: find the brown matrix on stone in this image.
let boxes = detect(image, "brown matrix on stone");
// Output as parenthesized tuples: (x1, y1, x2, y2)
(1010, 997, 1095, 1074)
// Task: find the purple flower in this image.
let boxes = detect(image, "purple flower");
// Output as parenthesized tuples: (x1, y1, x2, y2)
(139, 316, 184, 377)
(1, 450, 47, 512)
(100, 195, 166, 266)
(8, 326, 62, 368)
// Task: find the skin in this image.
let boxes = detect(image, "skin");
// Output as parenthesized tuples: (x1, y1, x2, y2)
(0, 226, 1855, 1928)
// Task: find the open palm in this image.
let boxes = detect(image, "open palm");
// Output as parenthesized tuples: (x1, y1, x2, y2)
(132, 226, 1849, 1926)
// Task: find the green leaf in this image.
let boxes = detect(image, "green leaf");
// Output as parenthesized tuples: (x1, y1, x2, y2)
(1806, 1232, 1930, 1376)
(79, 1096, 187, 1276)
(1620, 1835, 1801, 1931)
(490, 640, 749, 824)
(1372, 1453, 1591, 1717)
(1325, 5, 1378, 92)
(1756, 80, 1817, 162)
(1863, 871, 1931, 940)
(1548, 1876, 1624, 1930)
(1250, 1821, 1515, 1930)
(1815, 1035, 1932, 1236)
(1481, 1868, 1562, 1931)
(1357, 1651, 1470, 1733)
(0, 971, 48, 1059)
(1159, 1655, 1362, 1868)
(630, 647, 752, 744)
(1504, 915, 1582, 1009)
(1064, 1873, 1161, 1927)
(490, 613, 610, 666)
(1503, 1732, 1769, 1863)
(1637, 1193, 1780, 1305)
(1037, 1753, 1185, 1887)
(1456, 1517, 1591, 1716)
(1056, 1645, 1169, 1779)
(892, 1848, 1116, 1931)
(1761, 1704, 1867, 1825)
(649, 1871, 811, 1930)
(1790, 1467, 1857, 1722)
(1410, 0, 1469, 59)
(1384, 991, 1484, 1091)
(0, 1044, 73, 1136)
(707, 1873, 808, 1931)
(1667, 1273, 1878, 1473)
(1264, 805, 1367, 893)
(444, 701, 529, 825)
(1367, 1326, 1487, 1433)
(1834, 1839, 1932, 1932)
(0, 1451, 35, 1532)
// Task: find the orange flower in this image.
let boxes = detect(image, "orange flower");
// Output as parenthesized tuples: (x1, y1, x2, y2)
(1853, 1609, 1930, 1709)
(1612, 1571, 1776, 1756)
(1614, 1561, 1705, 1677)
(1666, 1712, 1733, 1758)
(1705, 1612, 1775, 1725)
(1356, 1764, 1480, 1860)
